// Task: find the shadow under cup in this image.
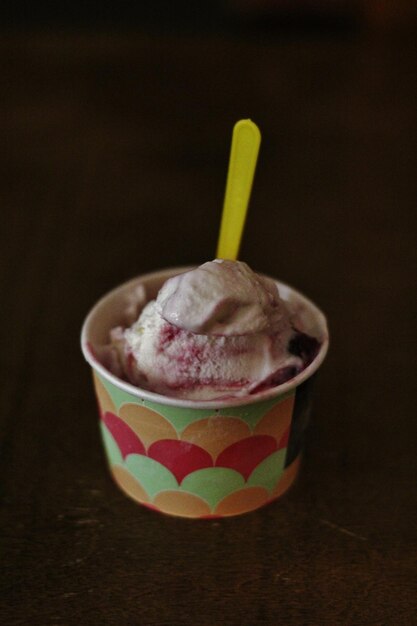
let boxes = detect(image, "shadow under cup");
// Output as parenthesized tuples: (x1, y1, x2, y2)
(81, 267, 329, 518)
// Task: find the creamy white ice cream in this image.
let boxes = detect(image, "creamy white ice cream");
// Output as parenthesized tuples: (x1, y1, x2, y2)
(110, 260, 317, 400)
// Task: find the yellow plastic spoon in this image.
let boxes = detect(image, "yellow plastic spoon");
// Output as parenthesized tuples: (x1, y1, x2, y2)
(216, 119, 261, 260)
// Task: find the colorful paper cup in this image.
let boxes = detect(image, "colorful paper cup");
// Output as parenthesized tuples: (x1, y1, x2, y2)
(81, 267, 329, 518)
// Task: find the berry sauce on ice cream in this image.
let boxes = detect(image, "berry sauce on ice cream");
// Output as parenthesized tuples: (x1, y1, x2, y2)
(107, 260, 320, 401)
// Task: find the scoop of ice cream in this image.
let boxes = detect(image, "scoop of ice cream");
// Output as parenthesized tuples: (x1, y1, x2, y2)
(156, 259, 285, 336)
(110, 260, 319, 400)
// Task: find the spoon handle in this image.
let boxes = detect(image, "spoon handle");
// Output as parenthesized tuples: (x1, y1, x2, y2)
(216, 119, 261, 260)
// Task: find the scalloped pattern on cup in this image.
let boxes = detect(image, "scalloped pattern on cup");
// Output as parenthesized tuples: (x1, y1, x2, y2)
(94, 371, 301, 517)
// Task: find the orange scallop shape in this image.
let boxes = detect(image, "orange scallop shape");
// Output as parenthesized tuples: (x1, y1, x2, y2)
(153, 490, 211, 518)
(215, 486, 269, 516)
(119, 403, 178, 449)
(111, 465, 150, 503)
(254, 394, 295, 443)
(93, 372, 116, 415)
(271, 456, 301, 499)
(181, 416, 250, 460)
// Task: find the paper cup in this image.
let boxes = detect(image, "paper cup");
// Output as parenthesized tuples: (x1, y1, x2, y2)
(81, 267, 329, 518)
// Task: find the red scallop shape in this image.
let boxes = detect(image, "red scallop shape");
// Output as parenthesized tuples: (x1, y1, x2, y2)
(148, 440, 213, 483)
(216, 435, 277, 481)
(102, 411, 146, 459)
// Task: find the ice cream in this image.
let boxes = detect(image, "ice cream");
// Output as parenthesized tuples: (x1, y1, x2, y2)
(106, 260, 320, 401)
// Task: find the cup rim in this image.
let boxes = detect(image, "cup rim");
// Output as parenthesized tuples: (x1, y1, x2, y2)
(81, 266, 329, 409)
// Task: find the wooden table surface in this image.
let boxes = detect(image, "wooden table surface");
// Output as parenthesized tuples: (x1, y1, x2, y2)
(1, 27, 416, 626)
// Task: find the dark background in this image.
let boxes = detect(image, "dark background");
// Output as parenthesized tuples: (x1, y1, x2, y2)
(1, 2, 416, 625)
